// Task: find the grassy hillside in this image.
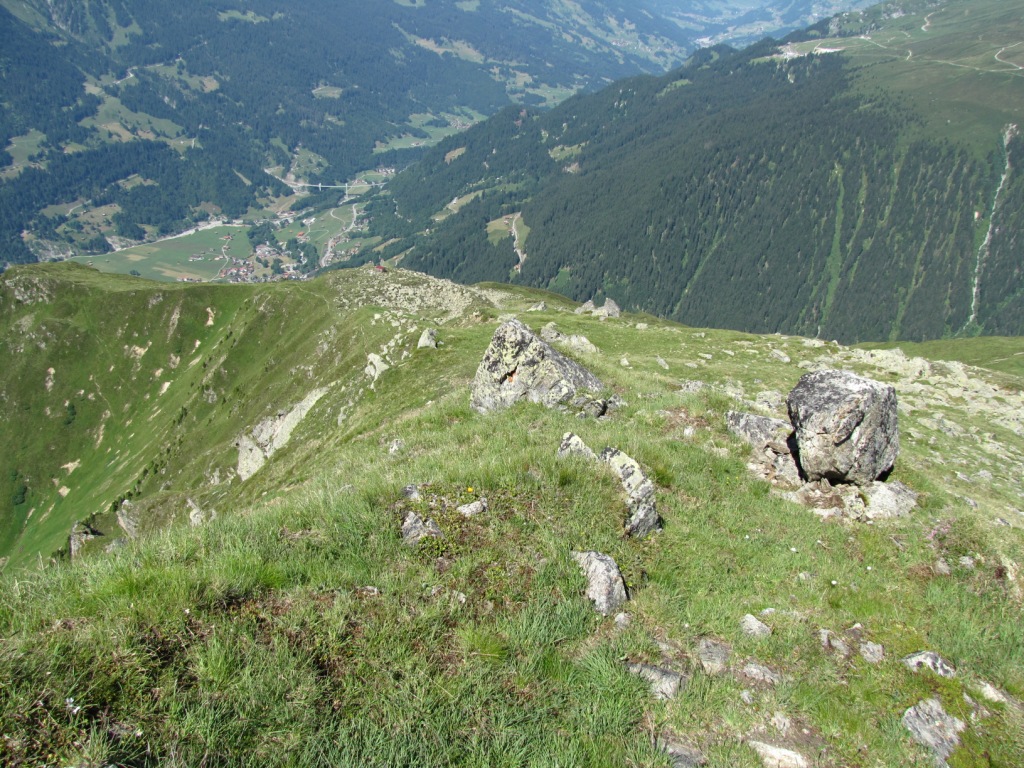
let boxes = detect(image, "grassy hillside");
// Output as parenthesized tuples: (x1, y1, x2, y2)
(1, 263, 1022, 765)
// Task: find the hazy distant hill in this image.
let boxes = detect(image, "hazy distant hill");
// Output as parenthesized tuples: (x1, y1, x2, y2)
(365, 0, 1024, 342)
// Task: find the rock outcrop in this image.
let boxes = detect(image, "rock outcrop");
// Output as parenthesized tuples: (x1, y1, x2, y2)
(726, 411, 802, 489)
(557, 432, 597, 461)
(902, 698, 965, 767)
(787, 370, 899, 486)
(600, 448, 661, 537)
(417, 328, 438, 349)
(572, 550, 628, 615)
(470, 319, 605, 415)
(401, 512, 443, 547)
(236, 387, 328, 481)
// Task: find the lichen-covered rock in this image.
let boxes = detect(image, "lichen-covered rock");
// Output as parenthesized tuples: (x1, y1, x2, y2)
(470, 319, 605, 415)
(572, 550, 628, 615)
(401, 512, 443, 547)
(837, 480, 918, 520)
(902, 698, 965, 767)
(903, 651, 956, 678)
(557, 432, 597, 461)
(787, 370, 899, 486)
(600, 447, 661, 537)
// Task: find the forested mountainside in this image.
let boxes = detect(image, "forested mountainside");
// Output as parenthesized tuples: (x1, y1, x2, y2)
(364, 0, 1024, 343)
(0, 0, 867, 267)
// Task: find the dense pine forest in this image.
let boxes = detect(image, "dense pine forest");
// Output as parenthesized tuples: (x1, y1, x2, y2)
(365, 4, 1024, 343)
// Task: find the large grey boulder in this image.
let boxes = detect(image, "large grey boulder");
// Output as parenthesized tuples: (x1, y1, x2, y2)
(600, 448, 661, 537)
(572, 550, 628, 615)
(787, 370, 899, 486)
(470, 319, 605, 415)
(902, 698, 965, 766)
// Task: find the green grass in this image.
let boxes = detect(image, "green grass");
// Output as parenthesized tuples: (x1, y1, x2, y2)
(69, 226, 251, 282)
(0, 263, 1022, 765)
(0, 129, 46, 179)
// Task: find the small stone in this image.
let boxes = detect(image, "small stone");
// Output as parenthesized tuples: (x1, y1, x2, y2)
(770, 349, 792, 364)
(860, 642, 885, 664)
(658, 738, 707, 767)
(571, 550, 628, 616)
(770, 711, 792, 736)
(958, 555, 976, 570)
(656, 355, 669, 369)
(741, 614, 772, 638)
(626, 662, 686, 700)
(614, 612, 631, 629)
(457, 498, 488, 517)
(620, 357, 631, 367)
(902, 698, 965, 766)
(903, 651, 956, 678)
(402, 484, 422, 501)
(977, 682, 1008, 705)
(401, 512, 443, 547)
(747, 740, 809, 768)
(819, 629, 851, 657)
(935, 558, 952, 576)
(743, 662, 782, 686)
(417, 328, 438, 349)
(697, 637, 731, 675)
(389, 439, 405, 455)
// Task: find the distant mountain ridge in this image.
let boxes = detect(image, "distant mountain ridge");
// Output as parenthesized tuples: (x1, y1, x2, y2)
(0, 0, 870, 266)
(363, 0, 1024, 342)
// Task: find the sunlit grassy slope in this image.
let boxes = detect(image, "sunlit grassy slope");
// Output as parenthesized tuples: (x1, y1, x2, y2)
(0, 263, 1022, 766)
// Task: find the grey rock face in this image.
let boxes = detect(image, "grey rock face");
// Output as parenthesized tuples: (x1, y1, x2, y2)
(69, 522, 100, 560)
(571, 550, 628, 615)
(727, 411, 803, 489)
(417, 328, 438, 349)
(904, 651, 956, 678)
(787, 370, 899, 486)
(116, 500, 140, 540)
(627, 662, 686, 700)
(470, 319, 604, 415)
(594, 298, 621, 318)
(557, 432, 598, 461)
(574, 299, 596, 315)
(401, 512, 443, 547)
(697, 638, 731, 675)
(903, 698, 966, 766)
(600, 448, 661, 537)
(741, 614, 772, 638)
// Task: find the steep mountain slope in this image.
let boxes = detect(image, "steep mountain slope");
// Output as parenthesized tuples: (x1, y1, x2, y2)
(1, 261, 1022, 766)
(0, 0, 870, 266)
(366, 0, 1024, 343)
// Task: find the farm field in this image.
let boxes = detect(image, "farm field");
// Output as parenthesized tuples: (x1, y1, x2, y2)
(70, 226, 248, 282)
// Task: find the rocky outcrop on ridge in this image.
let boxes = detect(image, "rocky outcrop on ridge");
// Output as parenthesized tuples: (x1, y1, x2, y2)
(236, 387, 329, 481)
(470, 319, 606, 415)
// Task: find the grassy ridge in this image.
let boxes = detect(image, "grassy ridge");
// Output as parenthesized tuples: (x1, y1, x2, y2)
(1, 263, 1023, 765)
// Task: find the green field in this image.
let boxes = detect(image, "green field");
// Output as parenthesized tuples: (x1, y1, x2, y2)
(0, 129, 46, 179)
(70, 226, 250, 282)
(373, 110, 486, 153)
(781, 0, 1024, 150)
